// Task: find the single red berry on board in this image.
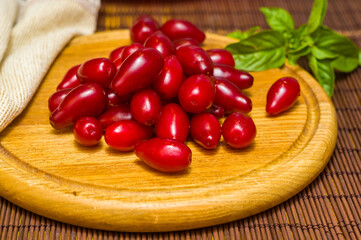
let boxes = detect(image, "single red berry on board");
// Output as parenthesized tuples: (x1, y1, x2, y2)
(77, 58, 116, 88)
(152, 55, 184, 100)
(155, 103, 189, 142)
(266, 77, 301, 115)
(50, 83, 107, 129)
(130, 15, 160, 44)
(98, 105, 132, 130)
(73, 117, 102, 146)
(130, 89, 162, 126)
(176, 45, 213, 76)
(178, 74, 216, 113)
(213, 64, 253, 89)
(206, 49, 235, 67)
(56, 65, 81, 91)
(222, 112, 256, 149)
(135, 138, 192, 173)
(190, 113, 221, 149)
(48, 88, 72, 113)
(161, 19, 205, 43)
(104, 120, 153, 151)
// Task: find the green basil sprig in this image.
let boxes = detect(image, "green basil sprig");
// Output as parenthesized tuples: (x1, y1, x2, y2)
(225, 0, 361, 97)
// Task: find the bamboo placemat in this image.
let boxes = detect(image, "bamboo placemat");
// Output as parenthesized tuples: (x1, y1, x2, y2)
(1, 0, 361, 239)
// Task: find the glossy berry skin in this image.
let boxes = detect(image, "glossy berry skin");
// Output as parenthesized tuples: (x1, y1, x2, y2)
(161, 19, 205, 43)
(178, 74, 215, 113)
(206, 104, 225, 118)
(111, 48, 164, 96)
(73, 117, 102, 146)
(144, 31, 174, 58)
(152, 55, 183, 100)
(222, 112, 256, 149)
(155, 103, 189, 142)
(77, 58, 116, 88)
(214, 78, 252, 114)
(109, 46, 126, 62)
(190, 113, 221, 149)
(113, 57, 123, 71)
(176, 45, 213, 76)
(173, 38, 200, 49)
(135, 138, 192, 173)
(213, 64, 253, 89)
(130, 15, 160, 44)
(120, 43, 144, 61)
(104, 120, 153, 151)
(206, 49, 235, 67)
(48, 88, 72, 113)
(56, 65, 81, 91)
(98, 105, 132, 130)
(50, 83, 107, 129)
(266, 77, 301, 115)
(130, 89, 162, 126)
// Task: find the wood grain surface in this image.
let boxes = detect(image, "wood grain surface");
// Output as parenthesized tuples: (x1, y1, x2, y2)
(0, 30, 337, 232)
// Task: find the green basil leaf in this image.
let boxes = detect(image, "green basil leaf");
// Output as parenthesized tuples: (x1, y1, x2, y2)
(312, 26, 359, 72)
(311, 46, 338, 59)
(227, 27, 261, 40)
(308, 55, 335, 97)
(306, 0, 327, 34)
(358, 51, 361, 66)
(288, 46, 311, 66)
(260, 7, 295, 32)
(227, 30, 244, 40)
(225, 30, 286, 71)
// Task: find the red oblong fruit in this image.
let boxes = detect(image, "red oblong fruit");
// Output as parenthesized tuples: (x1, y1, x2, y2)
(77, 58, 116, 88)
(214, 78, 252, 114)
(135, 138, 192, 173)
(222, 112, 256, 149)
(109, 46, 126, 62)
(130, 15, 160, 44)
(98, 105, 132, 130)
(155, 103, 189, 142)
(176, 45, 213, 76)
(190, 113, 221, 149)
(111, 48, 164, 96)
(213, 64, 253, 89)
(173, 38, 200, 49)
(50, 83, 107, 129)
(104, 120, 153, 151)
(48, 88, 72, 113)
(120, 43, 144, 61)
(178, 74, 215, 113)
(206, 49, 235, 67)
(130, 89, 162, 126)
(152, 55, 183, 100)
(144, 31, 174, 58)
(161, 19, 205, 43)
(73, 117, 103, 146)
(56, 65, 81, 91)
(266, 77, 300, 115)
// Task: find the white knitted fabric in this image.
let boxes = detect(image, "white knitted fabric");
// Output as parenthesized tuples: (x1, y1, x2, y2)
(0, 0, 100, 132)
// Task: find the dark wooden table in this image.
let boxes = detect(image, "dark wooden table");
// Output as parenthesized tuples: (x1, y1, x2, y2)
(1, 0, 361, 239)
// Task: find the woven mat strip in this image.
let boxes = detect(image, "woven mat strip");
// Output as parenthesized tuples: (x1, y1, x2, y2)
(1, 0, 361, 239)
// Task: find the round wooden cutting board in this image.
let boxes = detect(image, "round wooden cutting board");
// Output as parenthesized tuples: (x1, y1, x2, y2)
(0, 30, 337, 232)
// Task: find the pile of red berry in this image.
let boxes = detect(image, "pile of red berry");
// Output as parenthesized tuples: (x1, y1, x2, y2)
(48, 15, 300, 173)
